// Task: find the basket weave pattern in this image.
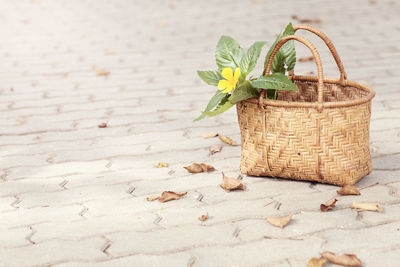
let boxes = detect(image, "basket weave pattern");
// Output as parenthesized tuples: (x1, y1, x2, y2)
(237, 26, 375, 186)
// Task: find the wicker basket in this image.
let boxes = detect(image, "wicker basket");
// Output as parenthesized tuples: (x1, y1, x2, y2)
(237, 25, 375, 186)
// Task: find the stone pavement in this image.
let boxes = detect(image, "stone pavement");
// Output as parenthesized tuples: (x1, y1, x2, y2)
(0, 0, 399, 266)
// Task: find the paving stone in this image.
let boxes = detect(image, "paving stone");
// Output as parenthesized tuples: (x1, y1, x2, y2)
(0, 237, 107, 267)
(107, 223, 237, 256)
(319, 222, 400, 262)
(56, 253, 192, 267)
(0, 0, 399, 265)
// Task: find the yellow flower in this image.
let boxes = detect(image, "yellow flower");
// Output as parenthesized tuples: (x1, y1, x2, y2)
(218, 67, 240, 93)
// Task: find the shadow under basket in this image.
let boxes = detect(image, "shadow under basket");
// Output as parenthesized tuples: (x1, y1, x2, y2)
(237, 28, 375, 186)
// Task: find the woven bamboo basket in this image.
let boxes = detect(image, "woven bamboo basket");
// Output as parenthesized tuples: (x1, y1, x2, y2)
(237, 25, 375, 186)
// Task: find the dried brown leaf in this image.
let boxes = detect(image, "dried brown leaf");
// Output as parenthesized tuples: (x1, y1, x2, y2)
(146, 195, 160, 201)
(307, 257, 327, 267)
(320, 198, 337, 212)
(321, 251, 362, 267)
(337, 185, 360, 196)
(155, 162, 169, 168)
(266, 212, 292, 229)
(203, 132, 219, 138)
(350, 202, 382, 212)
(98, 122, 108, 128)
(95, 69, 110, 76)
(291, 15, 321, 24)
(219, 136, 238, 146)
(299, 56, 314, 62)
(16, 117, 26, 124)
(104, 50, 116, 55)
(158, 191, 187, 203)
(184, 163, 215, 173)
(157, 21, 167, 27)
(220, 172, 244, 191)
(209, 144, 222, 155)
(300, 18, 321, 24)
(198, 213, 209, 221)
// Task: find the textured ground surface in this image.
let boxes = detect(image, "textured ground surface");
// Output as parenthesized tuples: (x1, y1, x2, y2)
(1, 0, 400, 266)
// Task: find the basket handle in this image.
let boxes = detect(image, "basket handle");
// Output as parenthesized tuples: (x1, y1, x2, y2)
(261, 35, 325, 112)
(292, 24, 347, 83)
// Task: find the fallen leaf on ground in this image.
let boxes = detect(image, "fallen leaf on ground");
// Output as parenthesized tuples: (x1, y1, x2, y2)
(155, 162, 169, 168)
(292, 15, 321, 24)
(300, 18, 321, 24)
(307, 257, 327, 267)
(158, 191, 187, 203)
(157, 21, 167, 27)
(209, 144, 222, 155)
(299, 56, 314, 62)
(219, 136, 238, 146)
(350, 202, 382, 212)
(266, 213, 292, 229)
(184, 163, 215, 173)
(198, 213, 209, 221)
(291, 15, 321, 24)
(320, 198, 337, 212)
(203, 132, 219, 138)
(337, 185, 360, 195)
(98, 122, 108, 128)
(95, 69, 110, 76)
(220, 172, 244, 191)
(321, 251, 362, 267)
(16, 117, 26, 124)
(146, 195, 159, 201)
(104, 50, 116, 55)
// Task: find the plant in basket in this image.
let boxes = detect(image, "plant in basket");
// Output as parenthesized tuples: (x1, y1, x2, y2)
(195, 23, 298, 121)
(196, 23, 376, 186)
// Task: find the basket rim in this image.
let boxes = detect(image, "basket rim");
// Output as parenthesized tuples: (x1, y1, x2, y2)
(253, 75, 375, 109)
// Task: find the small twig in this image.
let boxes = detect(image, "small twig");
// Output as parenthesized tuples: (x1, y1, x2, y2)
(264, 235, 303, 241)
(359, 182, 379, 190)
(264, 200, 274, 207)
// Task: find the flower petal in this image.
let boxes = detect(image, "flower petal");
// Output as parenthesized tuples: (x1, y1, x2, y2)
(222, 87, 232, 93)
(221, 68, 233, 80)
(218, 80, 229, 90)
(222, 83, 234, 93)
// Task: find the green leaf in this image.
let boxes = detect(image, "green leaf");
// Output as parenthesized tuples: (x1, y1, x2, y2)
(229, 81, 260, 104)
(280, 23, 296, 71)
(264, 23, 296, 73)
(239, 41, 267, 76)
(271, 51, 286, 74)
(250, 73, 298, 91)
(194, 113, 206, 121)
(215, 36, 245, 70)
(197, 70, 221, 86)
(203, 94, 234, 117)
(194, 90, 225, 121)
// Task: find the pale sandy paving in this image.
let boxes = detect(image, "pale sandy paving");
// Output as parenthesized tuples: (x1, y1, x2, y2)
(0, 0, 400, 266)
